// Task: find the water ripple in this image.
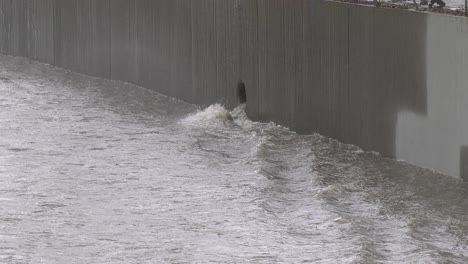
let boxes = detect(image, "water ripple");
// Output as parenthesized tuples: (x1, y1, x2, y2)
(1, 55, 468, 263)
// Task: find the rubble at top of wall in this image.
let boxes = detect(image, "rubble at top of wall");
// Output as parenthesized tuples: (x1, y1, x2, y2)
(333, 0, 467, 16)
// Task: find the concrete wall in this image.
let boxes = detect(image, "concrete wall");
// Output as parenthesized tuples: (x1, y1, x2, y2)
(395, 13, 468, 179)
(1, 0, 468, 179)
(0, 0, 54, 64)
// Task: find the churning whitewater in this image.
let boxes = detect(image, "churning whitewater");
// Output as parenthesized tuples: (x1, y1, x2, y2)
(1, 55, 468, 264)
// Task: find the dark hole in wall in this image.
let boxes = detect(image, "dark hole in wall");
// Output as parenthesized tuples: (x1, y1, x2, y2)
(237, 81, 247, 104)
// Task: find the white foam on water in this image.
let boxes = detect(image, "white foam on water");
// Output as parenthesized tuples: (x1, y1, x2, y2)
(180, 103, 234, 128)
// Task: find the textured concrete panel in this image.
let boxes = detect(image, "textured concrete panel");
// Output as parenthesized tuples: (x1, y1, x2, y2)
(257, 0, 291, 126)
(348, 5, 428, 157)
(2, 0, 54, 63)
(133, 0, 156, 89)
(27, 0, 55, 64)
(54, 0, 111, 78)
(283, 0, 303, 131)
(0, 0, 11, 54)
(110, 0, 137, 84)
(8, 0, 27, 57)
(395, 13, 468, 177)
(191, 0, 218, 106)
(53, 0, 77, 71)
(215, 0, 241, 109)
(135, 0, 173, 94)
(296, 1, 349, 140)
(169, 0, 192, 102)
(111, 0, 194, 101)
(239, 0, 259, 118)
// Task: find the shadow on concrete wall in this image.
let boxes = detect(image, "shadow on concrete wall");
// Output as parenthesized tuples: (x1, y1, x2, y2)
(347, 6, 428, 158)
(248, 1, 429, 159)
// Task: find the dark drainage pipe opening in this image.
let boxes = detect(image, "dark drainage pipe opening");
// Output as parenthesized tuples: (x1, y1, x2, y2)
(237, 81, 247, 104)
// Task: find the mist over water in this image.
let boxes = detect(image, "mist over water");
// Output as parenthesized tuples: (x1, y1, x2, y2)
(1, 55, 468, 263)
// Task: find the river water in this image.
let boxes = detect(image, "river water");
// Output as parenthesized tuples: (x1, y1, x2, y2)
(1, 55, 468, 263)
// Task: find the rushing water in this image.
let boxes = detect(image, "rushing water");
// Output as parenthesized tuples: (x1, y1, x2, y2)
(1, 55, 468, 264)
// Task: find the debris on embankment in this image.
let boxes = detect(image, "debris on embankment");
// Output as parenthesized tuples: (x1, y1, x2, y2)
(334, 0, 467, 16)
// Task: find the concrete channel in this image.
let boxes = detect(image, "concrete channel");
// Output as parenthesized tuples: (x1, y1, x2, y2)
(1, 0, 468, 179)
